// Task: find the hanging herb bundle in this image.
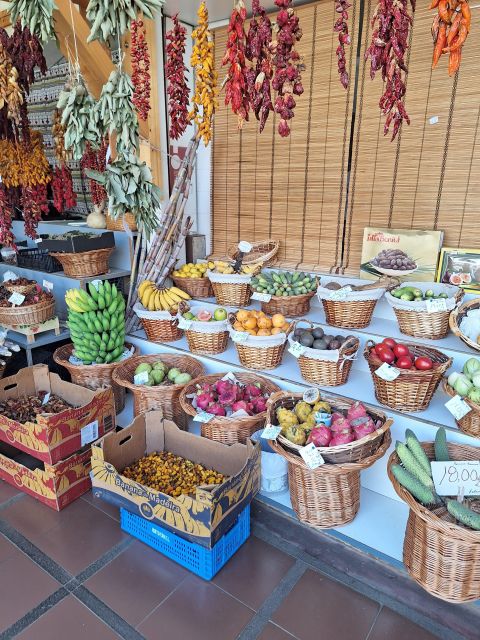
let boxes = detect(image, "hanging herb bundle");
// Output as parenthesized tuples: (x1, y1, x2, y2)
(222, 0, 250, 128)
(86, 0, 164, 43)
(85, 152, 161, 239)
(245, 0, 274, 133)
(365, 0, 415, 141)
(130, 19, 151, 121)
(96, 69, 138, 153)
(165, 14, 190, 140)
(0, 43, 23, 124)
(57, 76, 102, 161)
(8, 0, 56, 44)
(189, 2, 218, 146)
(81, 139, 108, 207)
(0, 186, 15, 249)
(334, 0, 351, 89)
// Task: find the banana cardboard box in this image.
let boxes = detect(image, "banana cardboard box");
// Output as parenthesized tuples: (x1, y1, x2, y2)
(0, 365, 115, 465)
(91, 412, 261, 548)
(0, 441, 93, 510)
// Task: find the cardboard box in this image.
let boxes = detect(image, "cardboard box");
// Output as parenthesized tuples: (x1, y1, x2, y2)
(0, 442, 92, 510)
(41, 231, 115, 253)
(91, 412, 260, 548)
(0, 365, 116, 465)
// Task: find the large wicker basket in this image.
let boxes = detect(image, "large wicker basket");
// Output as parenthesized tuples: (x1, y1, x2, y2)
(181, 311, 229, 356)
(226, 239, 279, 266)
(51, 247, 113, 278)
(207, 270, 253, 307)
(259, 290, 316, 318)
(179, 372, 280, 445)
(112, 354, 204, 430)
(388, 441, 480, 603)
(228, 315, 291, 370)
(53, 343, 138, 414)
(133, 303, 182, 343)
(317, 283, 387, 329)
(0, 297, 55, 327)
(443, 380, 480, 439)
(449, 299, 480, 353)
(106, 213, 137, 232)
(172, 276, 213, 299)
(364, 341, 451, 413)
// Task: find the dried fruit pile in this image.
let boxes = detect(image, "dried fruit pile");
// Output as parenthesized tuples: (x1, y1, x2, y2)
(165, 14, 190, 140)
(123, 451, 226, 497)
(431, 0, 471, 75)
(0, 392, 72, 424)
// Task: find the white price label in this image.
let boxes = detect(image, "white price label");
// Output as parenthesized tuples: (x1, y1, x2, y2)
(300, 443, 325, 469)
(303, 388, 320, 403)
(134, 370, 150, 385)
(222, 372, 238, 383)
(35, 237, 43, 244)
(261, 424, 282, 440)
(429, 116, 439, 125)
(431, 461, 480, 496)
(8, 292, 25, 306)
(90, 279, 102, 291)
(329, 286, 352, 301)
(251, 291, 272, 302)
(231, 330, 249, 343)
(238, 241, 253, 253)
(426, 298, 448, 313)
(81, 420, 99, 446)
(193, 411, 215, 423)
(288, 341, 306, 358)
(445, 395, 472, 421)
(42, 392, 51, 406)
(42, 279, 54, 292)
(178, 317, 193, 330)
(375, 363, 400, 381)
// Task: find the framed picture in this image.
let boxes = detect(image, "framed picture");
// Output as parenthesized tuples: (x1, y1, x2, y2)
(436, 247, 480, 294)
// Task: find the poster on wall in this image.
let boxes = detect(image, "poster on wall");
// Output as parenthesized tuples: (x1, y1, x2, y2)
(436, 248, 480, 294)
(360, 228, 444, 282)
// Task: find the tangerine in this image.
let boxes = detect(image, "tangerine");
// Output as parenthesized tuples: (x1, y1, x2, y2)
(257, 316, 272, 329)
(233, 321, 244, 331)
(257, 329, 271, 336)
(237, 309, 250, 322)
(271, 327, 283, 335)
(272, 313, 286, 328)
(243, 317, 257, 330)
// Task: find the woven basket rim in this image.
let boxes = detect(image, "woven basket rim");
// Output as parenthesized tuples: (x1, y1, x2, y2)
(443, 379, 480, 412)
(449, 299, 480, 353)
(50, 247, 114, 258)
(364, 341, 452, 376)
(0, 295, 54, 311)
(226, 239, 279, 265)
(112, 354, 204, 391)
(255, 288, 317, 303)
(53, 342, 137, 372)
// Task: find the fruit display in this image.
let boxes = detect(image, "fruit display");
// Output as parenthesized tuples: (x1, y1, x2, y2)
(447, 358, 480, 403)
(291, 325, 353, 351)
(123, 451, 226, 497)
(193, 378, 269, 417)
(133, 361, 192, 387)
(369, 338, 435, 371)
(0, 392, 72, 423)
(65, 282, 126, 364)
(173, 261, 214, 278)
(182, 307, 228, 323)
(209, 261, 258, 276)
(371, 249, 417, 273)
(391, 427, 480, 531)
(231, 309, 289, 336)
(251, 271, 317, 297)
(138, 280, 190, 313)
(0, 284, 53, 309)
(390, 286, 449, 302)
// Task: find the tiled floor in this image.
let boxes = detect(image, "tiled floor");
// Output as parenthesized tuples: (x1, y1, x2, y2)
(0, 483, 441, 640)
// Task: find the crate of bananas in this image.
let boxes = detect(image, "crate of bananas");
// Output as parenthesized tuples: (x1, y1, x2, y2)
(134, 280, 191, 343)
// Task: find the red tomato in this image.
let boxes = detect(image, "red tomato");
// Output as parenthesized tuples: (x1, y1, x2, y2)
(382, 338, 397, 349)
(393, 344, 411, 359)
(415, 356, 433, 370)
(374, 344, 390, 356)
(378, 347, 395, 364)
(396, 356, 413, 369)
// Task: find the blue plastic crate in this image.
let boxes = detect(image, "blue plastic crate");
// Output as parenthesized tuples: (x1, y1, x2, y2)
(120, 504, 250, 580)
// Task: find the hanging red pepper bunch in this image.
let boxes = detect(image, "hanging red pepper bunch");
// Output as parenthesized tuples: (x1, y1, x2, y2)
(222, 0, 250, 128)
(52, 165, 77, 213)
(365, 0, 415, 141)
(21, 185, 46, 239)
(334, 0, 351, 88)
(130, 19, 151, 121)
(0, 185, 15, 249)
(165, 14, 190, 140)
(246, 0, 274, 133)
(271, 0, 304, 137)
(81, 139, 108, 207)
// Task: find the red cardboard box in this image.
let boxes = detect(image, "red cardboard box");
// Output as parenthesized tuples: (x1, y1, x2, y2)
(0, 365, 115, 465)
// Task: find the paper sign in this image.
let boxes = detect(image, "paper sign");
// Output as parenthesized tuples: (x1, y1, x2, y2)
(35, 238, 43, 244)
(3, 272, 17, 282)
(90, 279, 102, 291)
(222, 372, 238, 383)
(238, 241, 253, 253)
(42, 279, 54, 292)
(8, 292, 25, 306)
(178, 317, 193, 330)
(300, 443, 325, 469)
(445, 395, 472, 421)
(303, 388, 320, 403)
(329, 286, 352, 301)
(81, 420, 99, 447)
(231, 330, 249, 343)
(261, 424, 282, 440)
(288, 341, 306, 358)
(375, 363, 400, 381)
(431, 461, 480, 496)
(134, 371, 150, 385)
(193, 411, 215, 423)
(42, 392, 51, 406)
(426, 298, 448, 313)
(251, 292, 272, 302)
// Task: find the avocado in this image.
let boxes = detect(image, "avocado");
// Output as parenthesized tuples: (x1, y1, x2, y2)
(312, 327, 324, 340)
(312, 339, 327, 350)
(329, 339, 341, 350)
(299, 332, 314, 347)
(294, 328, 304, 337)
(324, 281, 342, 290)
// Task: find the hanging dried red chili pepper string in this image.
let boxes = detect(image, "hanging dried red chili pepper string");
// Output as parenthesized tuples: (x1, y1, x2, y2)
(22, 185, 45, 240)
(246, 0, 274, 133)
(334, 0, 351, 88)
(222, 0, 250, 128)
(165, 14, 190, 140)
(81, 139, 108, 207)
(130, 18, 151, 121)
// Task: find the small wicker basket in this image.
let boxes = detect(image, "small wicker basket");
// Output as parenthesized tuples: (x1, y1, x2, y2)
(180, 312, 229, 356)
(51, 247, 114, 278)
(207, 270, 253, 307)
(228, 314, 291, 371)
(226, 239, 279, 266)
(317, 281, 389, 329)
(259, 289, 316, 318)
(443, 380, 480, 439)
(112, 354, 205, 429)
(106, 213, 138, 232)
(449, 299, 480, 353)
(364, 341, 451, 413)
(179, 372, 280, 445)
(133, 303, 182, 343)
(388, 441, 480, 603)
(0, 297, 55, 327)
(53, 343, 138, 414)
(172, 276, 213, 299)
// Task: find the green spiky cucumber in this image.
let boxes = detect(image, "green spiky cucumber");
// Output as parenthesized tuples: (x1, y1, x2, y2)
(395, 442, 434, 488)
(434, 427, 450, 462)
(405, 429, 431, 475)
(446, 499, 480, 531)
(391, 465, 437, 505)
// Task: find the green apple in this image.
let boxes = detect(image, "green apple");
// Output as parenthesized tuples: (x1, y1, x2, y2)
(183, 312, 195, 320)
(214, 308, 227, 321)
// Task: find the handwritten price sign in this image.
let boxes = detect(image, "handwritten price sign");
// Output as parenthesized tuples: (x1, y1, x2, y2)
(431, 461, 480, 496)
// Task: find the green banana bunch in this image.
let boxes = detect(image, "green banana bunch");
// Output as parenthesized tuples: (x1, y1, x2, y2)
(86, 0, 164, 43)
(66, 281, 126, 365)
(96, 70, 138, 153)
(9, 0, 56, 44)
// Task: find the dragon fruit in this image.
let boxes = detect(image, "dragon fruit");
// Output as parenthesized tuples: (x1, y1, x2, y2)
(244, 384, 262, 399)
(251, 396, 267, 414)
(232, 400, 249, 413)
(196, 393, 215, 410)
(347, 402, 367, 421)
(330, 411, 345, 424)
(197, 383, 215, 395)
(208, 403, 227, 417)
(330, 430, 355, 446)
(214, 380, 235, 396)
(350, 416, 375, 430)
(330, 417, 351, 432)
(352, 418, 376, 440)
(307, 426, 332, 447)
(219, 388, 237, 407)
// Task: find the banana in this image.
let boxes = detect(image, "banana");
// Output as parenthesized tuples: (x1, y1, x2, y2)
(141, 286, 156, 309)
(169, 286, 191, 301)
(154, 290, 163, 311)
(147, 292, 156, 311)
(162, 289, 177, 310)
(158, 290, 169, 311)
(138, 280, 153, 298)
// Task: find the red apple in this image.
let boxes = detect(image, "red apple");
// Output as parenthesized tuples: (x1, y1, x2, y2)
(396, 355, 413, 369)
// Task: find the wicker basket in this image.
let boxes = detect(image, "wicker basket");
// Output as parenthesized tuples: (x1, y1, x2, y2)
(449, 299, 480, 353)
(181, 312, 229, 355)
(133, 303, 182, 343)
(385, 283, 463, 340)
(112, 354, 205, 430)
(106, 213, 138, 232)
(443, 380, 480, 439)
(260, 290, 316, 318)
(0, 297, 55, 327)
(227, 239, 279, 266)
(172, 276, 213, 299)
(53, 343, 138, 414)
(364, 341, 452, 413)
(388, 441, 480, 603)
(51, 247, 114, 278)
(207, 269, 254, 307)
(179, 372, 280, 445)
(4, 281, 36, 295)
(317, 282, 388, 329)
(228, 314, 290, 370)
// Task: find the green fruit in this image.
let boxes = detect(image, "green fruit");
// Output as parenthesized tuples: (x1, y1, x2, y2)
(111, 283, 118, 298)
(110, 345, 124, 361)
(94, 319, 103, 333)
(434, 427, 450, 462)
(88, 283, 99, 301)
(446, 499, 480, 530)
(107, 339, 115, 352)
(93, 333, 102, 346)
(96, 356, 105, 364)
(168, 367, 181, 382)
(395, 442, 434, 488)
(424, 289, 434, 298)
(101, 315, 110, 332)
(104, 352, 113, 363)
(153, 361, 166, 371)
(108, 298, 119, 315)
(391, 465, 437, 506)
(151, 369, 165, 384)
(405, 429, 431, 475)
(98, 295, 106, 310)
(135, 363, 152, 375)
(173, 372, 192, 385)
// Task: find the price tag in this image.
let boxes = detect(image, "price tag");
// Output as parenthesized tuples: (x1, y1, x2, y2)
(238, 241, 253, 253)
(303, 388, 320, 403)
(42, 279, 54, 292)
(431, 461, 480, 496)
(329, 286, 352, 301)
(426, 298, 448, 313)
(445, 395, 472, 421)
(261, 424, 282, 440)
(251, 291, 272, 302)
(222, 372, 238, 383)
(288, 341, 306, 358)
(90, 279, 102, 291)
(193, 411, 215, 423)
(35, 238, 43, 244)
(429, 116, 439, 125)
(178, 317, 193, 330)
(8, 292, 25, 306)
(42, 392, 51, 406)
(134, 370, 150, 385)
(81, 420, 99, 446)
(231, 330, 249, 343)
(375, 363, 400, 381)
(299, 443, 325, 469)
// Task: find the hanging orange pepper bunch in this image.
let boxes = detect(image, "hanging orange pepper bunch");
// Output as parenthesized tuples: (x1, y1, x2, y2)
(0, 186, 15, 249)
(0, 131, 50, 188)
(222, 0, 250, 128)
(431, 0, 471, 75)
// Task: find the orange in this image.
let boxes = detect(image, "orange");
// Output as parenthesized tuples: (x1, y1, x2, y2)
(247, 329, 257, 336)
(257, 329, 271, 336)
(271, 327, 283, 335)
(233, 321, 244, 331)
(257, 316, 272, 329)
(243, 317, 257, 330)
(272, 313, 286, 328)
(237, 309, 249, 322)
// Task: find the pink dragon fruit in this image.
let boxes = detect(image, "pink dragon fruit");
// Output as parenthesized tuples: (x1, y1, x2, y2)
(214, 380, 235, 396)
(330, 430, 355, 446)
(197, 383, 215, 395)
(307, 426, 332, 447)
(244, 384, 262, 399)
(196, 393, 215, 411)
(330, 417, 351, 432)
(330, 412, 345, 424)
(251, 397, 267, 414)
(350, 416, 375, 430)
(353, 419, 376, 441)
(218, 388, 237, 407)
(347, 402, 368, 421)
(246, 402, 255, 415)
(207, 403, 227, 417)
(232, 400, 249, 413)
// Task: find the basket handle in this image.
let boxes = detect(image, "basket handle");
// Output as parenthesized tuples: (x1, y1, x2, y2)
(339, 335, 360, 355)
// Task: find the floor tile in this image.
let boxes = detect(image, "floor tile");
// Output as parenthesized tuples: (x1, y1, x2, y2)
(138, 575, 254, 640)
(81, 491, 120, 521)
(368, 607, 439, 640)
(0, 552, 59, 633)
(0, 534, 18, 564)
(15, 595, 121, 640)
(272, 570, 380, 640)
(1, 494, 65, 543)
(85, 540, 188, 627)
(0, 479, 21, 504)
(258, 623, 297, 639)
(213, 536, 295, 610)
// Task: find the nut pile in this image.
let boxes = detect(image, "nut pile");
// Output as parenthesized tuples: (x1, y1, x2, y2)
(0, 392, 72, 423)
(123, 451, 226, 497)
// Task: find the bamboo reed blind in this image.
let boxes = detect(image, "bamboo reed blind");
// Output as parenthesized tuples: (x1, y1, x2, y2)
(211, 0, 480, 273)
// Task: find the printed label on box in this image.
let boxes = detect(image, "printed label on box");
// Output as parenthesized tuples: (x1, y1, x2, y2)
(231, 330, 249, 343)
(81, 420, 99, 446)
(445, 395, 472, 421)
(300, 443, 325, 469)
(426, 298, 448, 313)
(431, 460, 480, 496)
(251, 292, 272, 302)
(375, 363, 400, 381)
(8, 292, 25, 306)
(261, 424, 282, 440)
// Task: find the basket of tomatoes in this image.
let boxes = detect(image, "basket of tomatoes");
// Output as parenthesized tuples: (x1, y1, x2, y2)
(364, 338, 452, 413)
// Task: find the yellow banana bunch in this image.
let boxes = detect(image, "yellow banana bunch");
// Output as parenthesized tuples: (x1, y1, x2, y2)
(138, 281, 191, 312)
